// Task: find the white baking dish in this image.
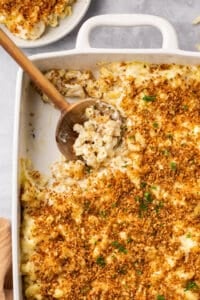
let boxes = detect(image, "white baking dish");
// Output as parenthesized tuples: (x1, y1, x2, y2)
(12, 14, 200, 299)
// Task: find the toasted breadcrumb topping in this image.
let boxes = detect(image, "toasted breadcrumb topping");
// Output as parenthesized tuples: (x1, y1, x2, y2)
(21, 62, 200, 299)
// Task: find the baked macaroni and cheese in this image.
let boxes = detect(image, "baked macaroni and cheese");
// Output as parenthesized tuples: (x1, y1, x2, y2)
(73, 102, 122, 167)
(0, 0, 76, 40)
(21, 62, 200, 299)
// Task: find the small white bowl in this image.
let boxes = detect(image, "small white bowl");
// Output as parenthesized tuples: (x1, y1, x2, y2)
(0, 0, 91, 48)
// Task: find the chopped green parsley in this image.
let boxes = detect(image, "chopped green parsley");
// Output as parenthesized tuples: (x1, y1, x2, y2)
(96, 256, 106, 267)
(127, 237, 133, 243)
(118, 268, 127, 275)
(112, 241, 127, 254)
(184, 280, 199, 291)
(155, 201, 164, 213)
(99, 210, 108, 218)
(144, 192, 153, 203)
(183, 104, 188, 111)
(157, 295, 165, 300)
(140, 181, 147, 188)
(162, 149, 170, 156)
(153, 122, 159, 128)
(170, 161, 177, 171)
(137, 191, 154, 217)
(166, 133, 173, 140)
(143, 95, 156, 102)
(151, 185, 157, 190)
(186, 233, 192, 238)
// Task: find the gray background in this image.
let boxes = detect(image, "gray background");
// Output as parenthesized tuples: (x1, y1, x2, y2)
(0, 0, 200, 218)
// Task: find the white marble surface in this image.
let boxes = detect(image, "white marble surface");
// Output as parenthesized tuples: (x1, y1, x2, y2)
(0, 0, 200, 218)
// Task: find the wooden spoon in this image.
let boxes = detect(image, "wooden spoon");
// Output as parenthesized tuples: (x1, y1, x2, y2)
(0, 218, 12, 300)
(0, 28, 96, 160)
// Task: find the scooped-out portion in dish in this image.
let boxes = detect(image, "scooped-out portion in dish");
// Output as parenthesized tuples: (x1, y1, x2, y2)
(21, 62, 200, 299)
(0, 0, 76, 40)
(73, 102, 122, 167)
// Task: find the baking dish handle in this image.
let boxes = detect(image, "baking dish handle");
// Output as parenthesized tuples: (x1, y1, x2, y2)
(76, 14, 178, 50)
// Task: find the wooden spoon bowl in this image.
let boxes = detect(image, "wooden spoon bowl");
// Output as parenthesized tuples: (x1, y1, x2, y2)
(0, 28, 98, 160)
(56, 98, 96, 160)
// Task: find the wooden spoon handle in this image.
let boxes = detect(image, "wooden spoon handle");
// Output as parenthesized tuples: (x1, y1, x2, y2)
(0, 219, 12, 294)
(0, 28, 70, 111)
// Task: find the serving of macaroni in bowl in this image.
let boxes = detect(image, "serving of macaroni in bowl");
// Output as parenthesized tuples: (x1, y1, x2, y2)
(0, 0, 76, 40)
(0, 0, 91, 48)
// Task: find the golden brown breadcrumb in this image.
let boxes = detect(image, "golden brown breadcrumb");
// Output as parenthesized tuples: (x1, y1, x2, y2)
(0, 0, 75, 35)
(21, 62, 200, 300)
